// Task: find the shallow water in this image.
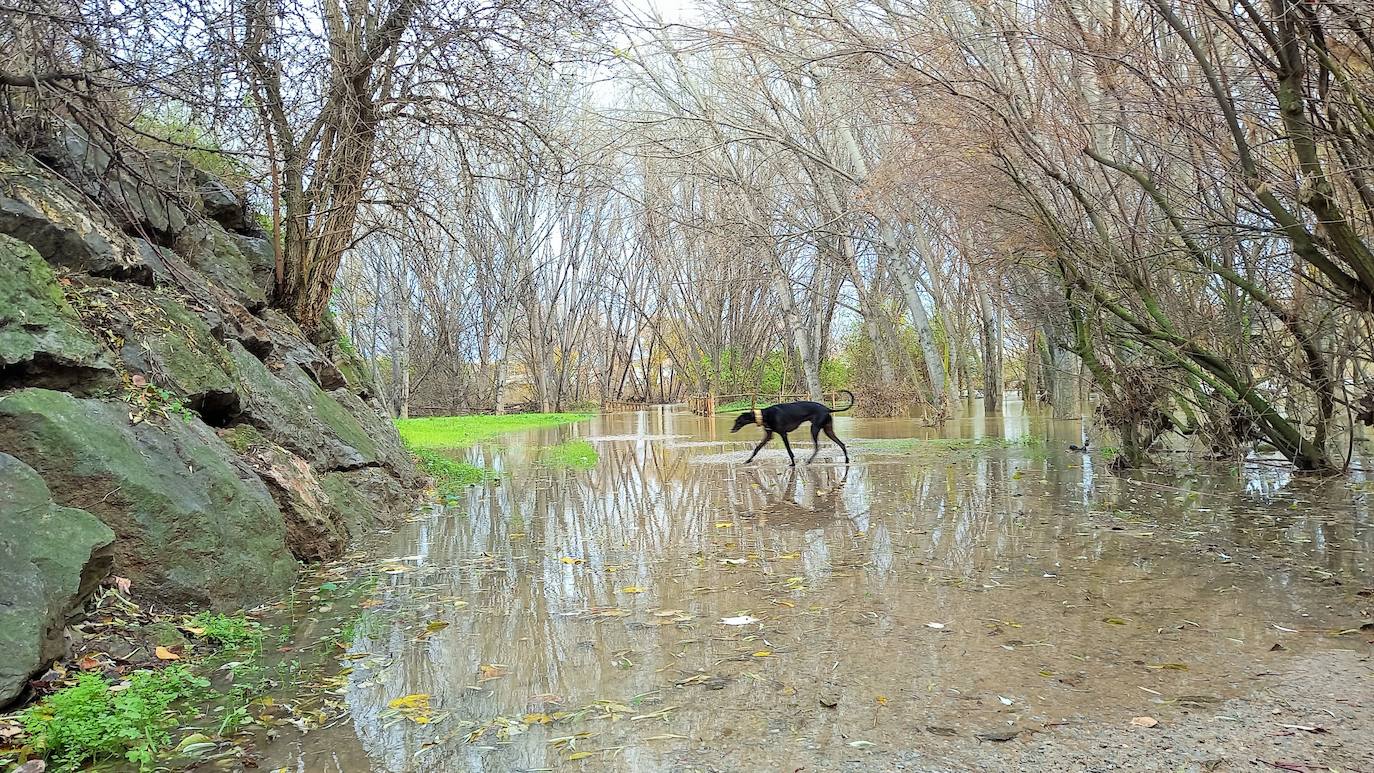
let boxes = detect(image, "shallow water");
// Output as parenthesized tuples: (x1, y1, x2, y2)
(260, 403, 1373, 772)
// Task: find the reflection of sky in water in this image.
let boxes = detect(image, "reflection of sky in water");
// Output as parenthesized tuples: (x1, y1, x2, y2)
(263, 406, 1374, 772)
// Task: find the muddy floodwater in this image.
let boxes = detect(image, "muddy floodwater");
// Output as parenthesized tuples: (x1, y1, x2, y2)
(260, 405, 1374, 772)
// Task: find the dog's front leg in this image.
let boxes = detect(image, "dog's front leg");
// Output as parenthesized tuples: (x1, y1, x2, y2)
(745, 430, 774, 463)
(779, 432, 796, 466)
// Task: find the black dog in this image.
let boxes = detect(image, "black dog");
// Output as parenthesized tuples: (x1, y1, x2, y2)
(731, 390, 853, 465)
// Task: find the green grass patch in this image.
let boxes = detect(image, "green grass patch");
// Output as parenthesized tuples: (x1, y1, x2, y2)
(183, 612, 261, 650)
(395, 413, 591, 450)
(412, 449, 489, 497)
(21, 667, 210, 771)
(541, 439, 599, 469)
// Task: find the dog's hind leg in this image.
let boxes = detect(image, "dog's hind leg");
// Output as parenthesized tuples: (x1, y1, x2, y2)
(808, 421, 823, 462)
(822, 419, 849, 464)
(745, 430, 774, 463)
(779, 432, 796, 466)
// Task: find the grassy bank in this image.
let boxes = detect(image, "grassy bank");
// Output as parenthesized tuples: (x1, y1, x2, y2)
(396, 413, 592, 495)
(395, 413, 591, 450)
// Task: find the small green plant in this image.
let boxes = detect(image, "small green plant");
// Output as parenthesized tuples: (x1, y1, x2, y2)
(183, 612, 262, 650)
(22, 667, 210, 771)
(123, 376, 195, 423)
(542, 439, 598, 469)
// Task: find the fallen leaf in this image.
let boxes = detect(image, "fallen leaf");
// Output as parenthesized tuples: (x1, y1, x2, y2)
(1103, 617, 1128, 625)
(1131, 716, 1159, 728)
(524, 713, 554, 724)
(388, 693, 431, 711)
(424, 620, 449, 633)
(560, 556, 584, 565)
(113, 576, 132, 594)
(478, 663, 509, 681)
(752, 650, 772, 657)
(848, 740, 876, 748)
(620, 586, 645, 594)
(78, 655, 103, 671)
(154, 646, 180, 661)
(714, 522, 734, 528)
(567, 751, 594, 760)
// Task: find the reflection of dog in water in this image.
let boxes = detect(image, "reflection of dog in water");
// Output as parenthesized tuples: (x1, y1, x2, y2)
(731, 391, 853, 465)
(744, 466, 851, 528)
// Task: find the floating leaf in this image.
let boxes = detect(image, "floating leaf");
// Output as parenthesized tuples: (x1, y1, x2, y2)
(478, 663, 509, 681)
(567, 751, 594, 760)
(524, 712, 554, 724)
(560, 556, 584, 565)
(875, 695, 889, 705)
(388, 693, 431, 711)
(752, 650, 772, 657)
(1103, 617, 1128, 625)
(620, 586, 645, 594)
(424, 620, 450, 633)
(715, 522, 734, 528)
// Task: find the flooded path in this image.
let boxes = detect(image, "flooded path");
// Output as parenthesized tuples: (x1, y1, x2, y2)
(262, 406, 1374, 772)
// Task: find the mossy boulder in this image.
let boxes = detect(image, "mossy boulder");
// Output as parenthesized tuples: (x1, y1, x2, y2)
(95, 283, 242, 424)
(221, 425, 349, 562)
(173, 221, 268, 310)
(229, 341, 378, 471)
(320, 468, 412, 537)
(0, 235, 116, 392)
(0, 453, 115, 706)
(0, 389, 297, 608)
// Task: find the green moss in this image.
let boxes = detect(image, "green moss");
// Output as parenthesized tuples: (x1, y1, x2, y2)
(395, 413, 591, 450)
(220, 424, 264, 453)
(542, 440, 598, 469)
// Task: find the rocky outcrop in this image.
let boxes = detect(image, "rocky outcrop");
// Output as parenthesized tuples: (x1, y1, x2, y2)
(0, 126, 419, 705)
(0, 389, 299, 607)
(0, 453, 115, 704)
(0, 235, 117, 393)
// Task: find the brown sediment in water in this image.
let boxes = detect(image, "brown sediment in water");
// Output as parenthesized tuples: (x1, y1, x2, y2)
(258, 406, 1374, 773)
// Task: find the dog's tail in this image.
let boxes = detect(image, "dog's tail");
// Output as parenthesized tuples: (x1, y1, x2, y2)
(831, 390, 855, 413)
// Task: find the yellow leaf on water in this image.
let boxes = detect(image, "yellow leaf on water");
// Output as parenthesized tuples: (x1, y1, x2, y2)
(560, 557, 584, 565)
(524, 712, 554, 724)
(875, 695, 889, 705)
(752, 650, 772, 657)
(424, 620, 449, 633)
(715, 522, 734, 528)
(388, 693, 431, 711)
(1103, 617, 1128, 625)
(154, 646, 180, 661)
(567, 751, 594, 760)
(620, 586, 644, 594)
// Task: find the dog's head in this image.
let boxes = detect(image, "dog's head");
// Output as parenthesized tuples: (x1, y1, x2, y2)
(731, 411, 758, 433)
